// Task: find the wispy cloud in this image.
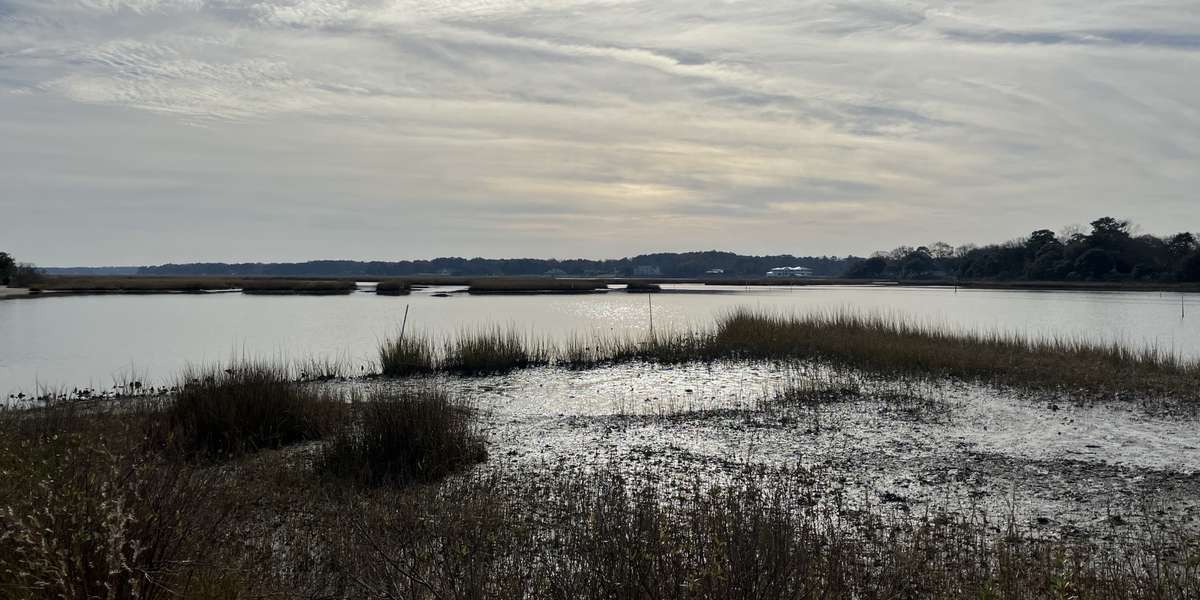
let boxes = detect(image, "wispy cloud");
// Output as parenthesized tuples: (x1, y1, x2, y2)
(1, 0, 1197, 264)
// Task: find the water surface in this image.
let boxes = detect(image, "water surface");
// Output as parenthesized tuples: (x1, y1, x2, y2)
(1, 284, 1197, 394)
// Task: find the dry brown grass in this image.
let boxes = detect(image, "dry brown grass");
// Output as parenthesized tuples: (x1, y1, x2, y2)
(33, 276, 242, 292)
(317, 386, 486, 487)
(711, 308, 1200, 399)
(240, 279, 356, 295)
(467, 277, 607, 293)
(3, 382, 1197, 599)
(153, 362, 345, 460)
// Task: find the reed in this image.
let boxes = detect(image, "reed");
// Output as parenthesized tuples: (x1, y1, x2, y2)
(319, 467, 1199, 600)
(441, 327, 552, 374)
(240, 279, 356, 295)
(467, 277, 607, 294)
(156, 362, 343, 459)
(0, 403, 245, 599)
(317, 386, 486, 487)
(33, 276, 242, 293)
(379, 332, 438, 376)
(711, 308, 1199, 398)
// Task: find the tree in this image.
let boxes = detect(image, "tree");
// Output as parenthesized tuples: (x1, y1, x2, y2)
(10, 263, 44, 287)
(1167, 232, 1197, 259)
(1025, 229, 1059, 254)
(899, 247, 937, 279)
(1088, 217, 1132, 251)
(0, 252, 13, 285)
(1180, 251, 1200, 282)
(845, 256, 888, 278)
(1074, 248, 1115, 280)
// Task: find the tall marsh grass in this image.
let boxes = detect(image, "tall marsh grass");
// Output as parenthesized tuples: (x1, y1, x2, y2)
(0, 404, 242, 600)
(158, 363, 343, 459)
(318, 387, 486, 486)
(378, 308, 1199, 400)
(712, 308, 1199, 397)
(320, 467, 1200, 600)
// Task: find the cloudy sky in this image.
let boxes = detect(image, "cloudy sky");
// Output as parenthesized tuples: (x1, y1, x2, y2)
(1, 1, 1197, 265)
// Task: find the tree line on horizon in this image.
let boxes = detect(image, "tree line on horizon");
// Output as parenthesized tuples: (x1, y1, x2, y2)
(136, 251, 850, 279)
(845, 217, 1200, 282)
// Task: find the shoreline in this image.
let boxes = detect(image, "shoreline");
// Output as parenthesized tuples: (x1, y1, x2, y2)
(6, 277, 1200, 299)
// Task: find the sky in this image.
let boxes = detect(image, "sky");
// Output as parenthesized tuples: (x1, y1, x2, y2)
(1, 1, 1198, 266)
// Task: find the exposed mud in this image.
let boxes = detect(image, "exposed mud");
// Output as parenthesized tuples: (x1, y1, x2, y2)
(356, 361, 1200, 540)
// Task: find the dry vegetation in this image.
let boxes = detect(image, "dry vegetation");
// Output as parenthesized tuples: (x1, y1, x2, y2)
(378, 308, 1200, 401)
(240, 279, 356, 295)
(31, 276, 358, 295)
(467, 277, 608, 293)
(31, 276, 243, 293)
(375, 279, 412, 295)
(2, 392, 1196, 599)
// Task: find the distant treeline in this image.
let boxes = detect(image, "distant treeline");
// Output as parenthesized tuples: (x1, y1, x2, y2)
(846, 217, 1200, 282)
(138, 251, 852, 279)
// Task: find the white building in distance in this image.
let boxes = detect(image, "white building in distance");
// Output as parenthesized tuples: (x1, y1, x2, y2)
(765, 266, 814, 278)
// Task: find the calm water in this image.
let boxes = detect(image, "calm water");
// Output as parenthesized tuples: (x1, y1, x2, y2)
(1, 284, 1197, 394)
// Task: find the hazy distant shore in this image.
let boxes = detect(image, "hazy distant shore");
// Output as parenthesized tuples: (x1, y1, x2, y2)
(9, 275, 1200, 299)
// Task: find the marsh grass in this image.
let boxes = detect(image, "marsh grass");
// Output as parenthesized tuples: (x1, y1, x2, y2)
(442, 327, 552, 374)
(467, 277, 607, 293)
(32, 276, 243, 293)
(3, 378, 1198, 598)
(0, 403, 246, 600)
(375, 280, 412, 295)
(157, 363, 343, 459)
(713, 308, 1200, 399)
(296, 355, 353, 381)
(317, 467, 1200, 600)
(317, 387, 486, 487)
(240, 279, 356, 295)
(379, 332, 437, 376)
(380, 308, 1198, 400)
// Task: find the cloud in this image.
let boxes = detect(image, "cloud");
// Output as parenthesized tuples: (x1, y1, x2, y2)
(1, 1, 1198, 264)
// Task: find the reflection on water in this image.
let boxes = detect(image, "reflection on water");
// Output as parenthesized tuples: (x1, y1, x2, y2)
(1, 284, 1197, 393)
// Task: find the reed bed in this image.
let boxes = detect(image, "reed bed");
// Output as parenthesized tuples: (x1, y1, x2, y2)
(442, 327, 553, 373)
(712, 308, 1199, 398)
(378, 309, 1199, 400)
(467, 277, 608, 294)
(33, 276, 243, 293)
(317, 387, 486, 487)
(155, 363, 344, 459)
(3, 365, 1198, 598)
(284, 467, 1199, 599)
(240, 279, 356, 295)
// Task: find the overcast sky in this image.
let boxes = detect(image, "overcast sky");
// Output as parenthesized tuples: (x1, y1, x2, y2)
(2, 1, 1198, 266)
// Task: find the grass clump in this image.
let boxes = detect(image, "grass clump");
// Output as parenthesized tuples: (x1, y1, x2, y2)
(318, 387, 486, 487)
(379, 333, 437, 376)
(442, 328, 551, 374)
(158, 363, 340, 459)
